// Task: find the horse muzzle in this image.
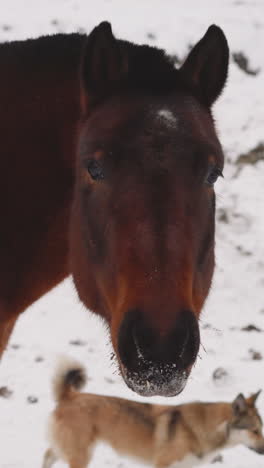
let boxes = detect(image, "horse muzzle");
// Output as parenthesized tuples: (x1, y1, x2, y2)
(117, 308, 200, 396)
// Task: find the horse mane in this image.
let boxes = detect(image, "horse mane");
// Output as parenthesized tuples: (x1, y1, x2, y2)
(1, 31, 191, 96)
(0, 33, 84, 69)
(117, 39, 184, 94)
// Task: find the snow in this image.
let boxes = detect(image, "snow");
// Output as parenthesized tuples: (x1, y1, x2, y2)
(0, 1, 264, 467)
(157, 109, 178, 128)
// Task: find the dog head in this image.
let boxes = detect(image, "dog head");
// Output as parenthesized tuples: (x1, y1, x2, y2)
(228, 390, 264, 454)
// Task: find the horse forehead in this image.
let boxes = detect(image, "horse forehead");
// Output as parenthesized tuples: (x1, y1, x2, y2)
(84, 95, 213, 147)
(146, 98, 211, 135)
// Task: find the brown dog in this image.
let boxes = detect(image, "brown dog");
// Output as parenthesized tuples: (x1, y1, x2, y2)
(42, 358, 264, 468)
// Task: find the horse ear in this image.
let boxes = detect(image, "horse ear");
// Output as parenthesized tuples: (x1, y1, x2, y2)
(232, 393, 247, 415)
(81, 21, 127, 107)
(180, 25, 229, 107)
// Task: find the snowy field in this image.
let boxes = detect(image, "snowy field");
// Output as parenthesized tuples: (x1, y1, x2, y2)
(0, 1, 264, 467)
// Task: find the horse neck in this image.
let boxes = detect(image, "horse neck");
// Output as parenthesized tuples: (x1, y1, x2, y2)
(0, 33, 85, 170)
(0, 34, 85, 314)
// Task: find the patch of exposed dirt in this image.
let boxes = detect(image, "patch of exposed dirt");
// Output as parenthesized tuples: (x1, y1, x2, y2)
(237, 143, 264, 165)
(0, 386, 13, 398)
(241, 324, 262, 332)
(232, 51, 260, 75)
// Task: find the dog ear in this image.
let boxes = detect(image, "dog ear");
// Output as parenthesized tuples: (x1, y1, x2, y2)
(81, 21, 128, 108)
(247, 389, 262, 407)
(232, 393, 247, 415)
(180, 25, 229, 107)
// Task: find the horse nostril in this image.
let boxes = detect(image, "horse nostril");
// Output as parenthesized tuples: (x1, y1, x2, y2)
(117, 309, 151, 370)
(172, 310, 200, 369)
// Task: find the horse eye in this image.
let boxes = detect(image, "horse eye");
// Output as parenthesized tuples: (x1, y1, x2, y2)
(85, 159, 104, 181)
(253, 429, 260, 435)
(205, 165, 223, 186)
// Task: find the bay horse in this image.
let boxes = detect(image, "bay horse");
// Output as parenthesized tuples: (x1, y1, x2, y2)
(0, 22, 229, 396)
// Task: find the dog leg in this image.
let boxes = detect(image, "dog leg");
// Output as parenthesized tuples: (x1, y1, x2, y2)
(69, 461, 88, 468)
(42, 448, 57, 468)
(155, 462, 169, 468)
(68, 448, 93, 468)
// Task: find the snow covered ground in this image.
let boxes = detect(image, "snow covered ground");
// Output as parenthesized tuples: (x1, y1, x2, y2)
(0, 1, 264, 467)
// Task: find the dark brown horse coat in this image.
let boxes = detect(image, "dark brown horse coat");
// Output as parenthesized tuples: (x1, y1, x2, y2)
(0, 34, 84, 351)
(0, 23, 229, 396)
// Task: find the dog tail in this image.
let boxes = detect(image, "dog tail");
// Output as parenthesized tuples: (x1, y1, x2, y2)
(52, 356, 87, 402)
